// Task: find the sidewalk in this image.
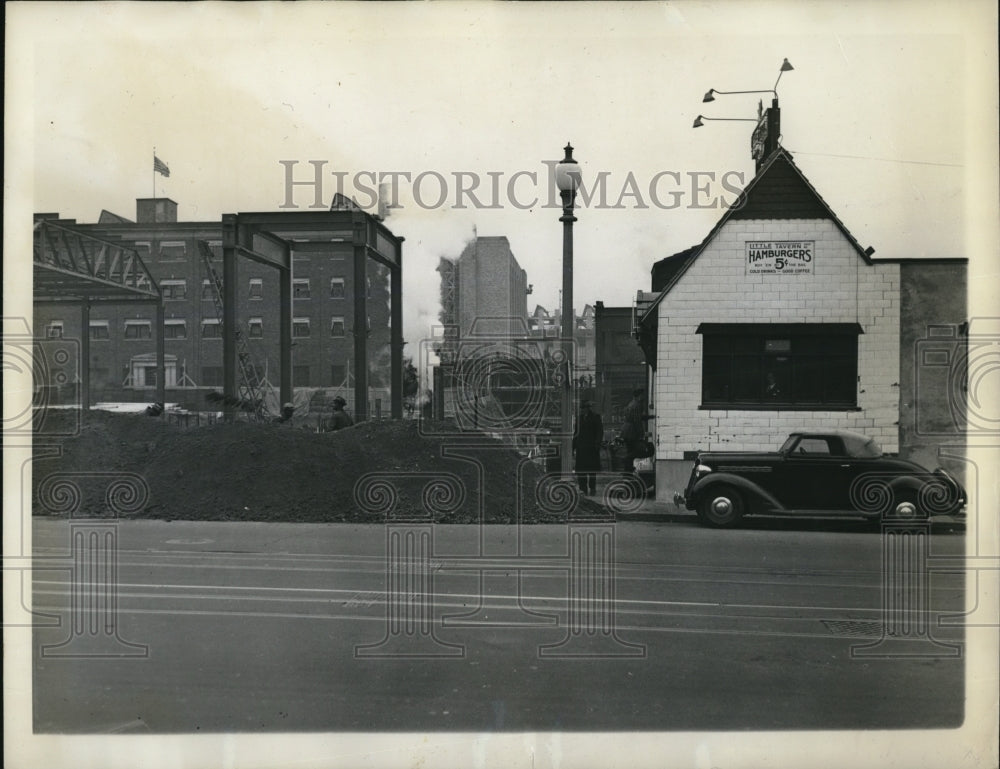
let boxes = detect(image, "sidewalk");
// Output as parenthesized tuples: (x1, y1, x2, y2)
(590, 480, 697, 523)
(614, 498, 696, 523)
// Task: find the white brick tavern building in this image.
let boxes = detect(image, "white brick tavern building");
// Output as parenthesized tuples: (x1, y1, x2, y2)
(638, 148, 913, 500)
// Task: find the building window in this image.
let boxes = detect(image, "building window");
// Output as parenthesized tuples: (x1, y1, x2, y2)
(249, 278, 263, 299)
(164, 320, 187, 339)
(331, 364, 347, 386)
(126, 358, 178, 389)
(132, 242, 152, 261)
(330, 316, 346, 337)
(201, 366, 223, 387)
(124, 320, 152, 340)
(159, 241, 187, 261)
(293, 365, 311, 386)
(161, 280, 188, 301)
(247, 318, 264, 338)
(202, 279, 216, 300)
(699, 323, 860, 409)
(330, 278, 345, 299)
(46, 321, 64, 339)
(293, 318, 311, 338)
(201, 319, 222, 339)
(293, 279, 311, 299)
(89, 321, 110, 340)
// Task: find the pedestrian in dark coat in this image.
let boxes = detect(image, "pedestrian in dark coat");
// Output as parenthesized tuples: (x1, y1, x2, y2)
(621, 387, 652, 475)
(573, 401, 603, 495)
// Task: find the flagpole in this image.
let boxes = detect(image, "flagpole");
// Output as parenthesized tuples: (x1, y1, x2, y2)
(152, 146, 156, 200)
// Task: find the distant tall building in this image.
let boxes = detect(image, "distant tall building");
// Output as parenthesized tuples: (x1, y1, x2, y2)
(434, 235, 535, 423)
(437, 235, 530, 339)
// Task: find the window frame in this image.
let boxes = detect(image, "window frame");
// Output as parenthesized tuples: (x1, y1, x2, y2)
(292, 317, 311, 338)
(89, 320, 110, 340)
(161, 279, 188, 301)
(123, 319, 153, 341)
(201, 318, 223, 339)
(163, 319, 187, 340)
(698, 323, 862, 411)
(158, 240, 187, 261)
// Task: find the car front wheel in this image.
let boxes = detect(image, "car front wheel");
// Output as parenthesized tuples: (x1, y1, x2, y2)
(697, 484, 745, 528)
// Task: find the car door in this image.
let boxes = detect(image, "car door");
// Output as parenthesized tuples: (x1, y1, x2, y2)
(776, 436, 851, 510)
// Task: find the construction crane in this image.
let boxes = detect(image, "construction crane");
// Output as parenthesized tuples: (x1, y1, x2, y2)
(198, 240, 273, 420)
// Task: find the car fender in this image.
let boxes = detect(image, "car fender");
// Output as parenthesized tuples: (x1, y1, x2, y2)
(691, 473, 786, 511)
(850, 470, 964, 516)
(886, 475, 924, 496)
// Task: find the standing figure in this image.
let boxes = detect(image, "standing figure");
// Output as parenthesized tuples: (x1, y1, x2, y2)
(329, 396, 354, 431)
(620, 387, 652, 475)
(573, 400, 604, 496)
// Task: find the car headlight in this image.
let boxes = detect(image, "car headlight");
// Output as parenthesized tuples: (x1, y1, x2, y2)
(695, 464, 713, 477)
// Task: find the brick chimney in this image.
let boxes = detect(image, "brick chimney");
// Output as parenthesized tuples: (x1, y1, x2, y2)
(751, 99, 782, 172)
(136, 198, 178, 223)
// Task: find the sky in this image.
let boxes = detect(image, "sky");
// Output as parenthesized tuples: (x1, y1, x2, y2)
(8, 0, 998, 372)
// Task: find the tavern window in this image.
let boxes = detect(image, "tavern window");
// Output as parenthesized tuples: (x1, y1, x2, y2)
(698, 323, 861, 409)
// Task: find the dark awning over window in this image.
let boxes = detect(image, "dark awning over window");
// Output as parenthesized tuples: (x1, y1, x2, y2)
(695, 322, 863, 336)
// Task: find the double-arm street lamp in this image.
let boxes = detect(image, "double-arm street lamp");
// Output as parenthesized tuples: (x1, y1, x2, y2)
(693, 58, 794, 129)
(555, 143, 581, 477)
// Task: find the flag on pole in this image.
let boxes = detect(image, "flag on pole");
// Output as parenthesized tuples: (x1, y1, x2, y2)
(154, 155, 170, 177)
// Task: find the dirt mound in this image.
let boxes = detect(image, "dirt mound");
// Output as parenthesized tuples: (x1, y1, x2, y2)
(31, 410, 601, 523)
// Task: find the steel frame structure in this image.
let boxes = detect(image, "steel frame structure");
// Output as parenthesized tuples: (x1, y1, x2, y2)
(220, 210, 404, 421)
(33, 218, 165, 408)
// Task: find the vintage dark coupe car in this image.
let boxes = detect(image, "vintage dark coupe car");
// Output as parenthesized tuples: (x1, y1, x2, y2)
(676, 430, 966, 527)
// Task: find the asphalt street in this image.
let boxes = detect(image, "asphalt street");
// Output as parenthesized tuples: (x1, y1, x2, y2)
(29, 515, 966, 733)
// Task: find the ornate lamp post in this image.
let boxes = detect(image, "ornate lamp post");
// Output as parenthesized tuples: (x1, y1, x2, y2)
(555, 143, 580, 477)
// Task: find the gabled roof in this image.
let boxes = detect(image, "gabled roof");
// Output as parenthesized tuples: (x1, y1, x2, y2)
(641, 147, 873, 325)
(98, 209, 134, 224)
(651, 245, 699, 292)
